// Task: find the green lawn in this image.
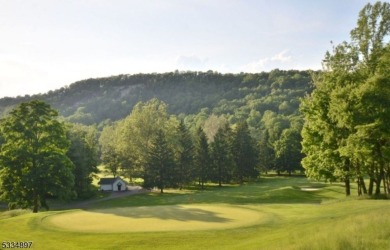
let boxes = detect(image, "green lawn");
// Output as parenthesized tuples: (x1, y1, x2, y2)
(1, 177, 389, 250)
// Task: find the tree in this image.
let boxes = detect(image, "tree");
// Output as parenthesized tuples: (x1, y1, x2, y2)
(210, 123, 234, 186)
(66, 123, 99, 199)
(175, 120, 195, 189)
(301, 2, 390, 196)
(119, 99, 178, 176)
(274, 128, 303, 175)
(301, 52, 360, 196)
(232, 121, 259, 183)
(350, 1, 390, 74)
(144, 129, 175, 193)
(203, 114, 228, 142)
(258, 130, 275, 174)
(194, 127, 210, 189)
(0, 100, 74, 212)
(349, 46, 390, 195)
(99, 123, 124, 177)
(348, 2, 390, 195)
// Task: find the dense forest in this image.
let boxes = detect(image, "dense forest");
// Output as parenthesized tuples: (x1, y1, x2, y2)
(0, 70, 313, 211)
(0, 69, 313, 126)
(0, 69, 314, 175)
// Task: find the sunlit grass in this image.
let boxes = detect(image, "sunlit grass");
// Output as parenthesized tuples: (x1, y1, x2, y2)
(1, 176, 389, 250)
(92, 176, 346, 208)
(0, 209, 31, 219)
(43, 205, 264, 232)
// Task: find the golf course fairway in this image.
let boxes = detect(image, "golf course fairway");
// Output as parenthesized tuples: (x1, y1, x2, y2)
(43, 204, 265, 232)
(1, 177, 389, 249)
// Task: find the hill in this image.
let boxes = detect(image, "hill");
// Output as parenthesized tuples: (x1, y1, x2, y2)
(0, 70, 314, 126)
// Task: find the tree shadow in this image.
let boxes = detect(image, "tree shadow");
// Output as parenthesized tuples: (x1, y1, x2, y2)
(86, 205, 232, 223)
(190, 178, 329, 205)
(89, 177, 344, 209)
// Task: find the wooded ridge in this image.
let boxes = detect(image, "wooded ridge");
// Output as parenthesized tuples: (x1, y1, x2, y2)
(0, 70, 313, 126)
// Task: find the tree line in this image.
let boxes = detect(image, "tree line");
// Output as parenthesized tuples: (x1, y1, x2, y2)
(0, 97, 304, 212)
(301, 1, 390, 196)
(0, 70, 311, 185)
(0, 99, 262, 212)
(0, 69, 313, 127)
(100, 99, 260, 193)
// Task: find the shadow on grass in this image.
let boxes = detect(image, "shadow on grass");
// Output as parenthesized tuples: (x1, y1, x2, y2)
(90, 177, 337, 209)
(85, 205, 232, 223)
(0, 202, 7, 212)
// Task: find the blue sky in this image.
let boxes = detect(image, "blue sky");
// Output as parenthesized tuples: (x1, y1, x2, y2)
(0, 0, 376, 97)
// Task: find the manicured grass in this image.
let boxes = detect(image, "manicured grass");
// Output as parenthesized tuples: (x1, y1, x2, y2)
(1, 176, 389, 250)
(91, 176, 346, 208)
(44, 205, 264, 232)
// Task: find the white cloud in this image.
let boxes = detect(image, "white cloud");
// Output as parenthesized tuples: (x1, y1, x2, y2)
(175, 55, 209, 71)
(242, 50, 294, 72)
(271, 50, 292, 62)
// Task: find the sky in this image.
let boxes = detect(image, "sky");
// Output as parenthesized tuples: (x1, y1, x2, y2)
(0, 0, 377, 98)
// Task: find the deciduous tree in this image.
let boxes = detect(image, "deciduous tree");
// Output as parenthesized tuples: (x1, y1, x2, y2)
(0, 100, 74, 212)
(301, 1, 390, 196)
(66, 123, 99, 198)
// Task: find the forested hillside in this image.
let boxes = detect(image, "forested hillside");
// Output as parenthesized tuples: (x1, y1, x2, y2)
(0, 69, 313, 126)
(0, 69, 315, 195)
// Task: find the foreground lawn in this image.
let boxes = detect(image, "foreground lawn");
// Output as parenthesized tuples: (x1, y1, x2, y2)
(1, 177, 389, 250)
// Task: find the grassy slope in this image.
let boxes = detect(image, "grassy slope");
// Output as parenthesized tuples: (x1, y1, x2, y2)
(1, 177, 389, 250)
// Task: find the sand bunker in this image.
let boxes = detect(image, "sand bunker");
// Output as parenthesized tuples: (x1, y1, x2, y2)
(44, 204, 265, 233)
(301, 187, 321, 191)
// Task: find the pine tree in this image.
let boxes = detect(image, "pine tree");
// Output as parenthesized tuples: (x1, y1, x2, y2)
(258, 130, 274, 174)
(144, 129, 175, 193)
(175, 120, 195, 189)
(210, 123, 234, 186)
(232, 121, 259, 183)
(194, 127, 210, 189)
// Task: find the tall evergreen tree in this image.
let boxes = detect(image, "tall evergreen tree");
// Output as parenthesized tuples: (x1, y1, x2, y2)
(194, 127, 210, 189)
(144, 129, 175, 193)
(175, 120, 195, 189)
(232, 121, 259, 183)
(258, 130, 274, 174)
(210, 123, 234, 186)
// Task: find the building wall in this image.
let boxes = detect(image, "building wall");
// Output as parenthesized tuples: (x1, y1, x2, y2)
(100, 184, 112, 191)
(113, 179, 126, 191)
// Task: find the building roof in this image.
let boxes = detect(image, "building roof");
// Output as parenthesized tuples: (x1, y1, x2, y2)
(98, 177, 126, 185)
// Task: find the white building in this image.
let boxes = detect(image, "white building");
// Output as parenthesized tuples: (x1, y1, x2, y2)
(98, 177, 127, 191)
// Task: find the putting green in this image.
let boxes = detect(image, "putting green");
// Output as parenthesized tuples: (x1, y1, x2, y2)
(44, 204, 265, 233)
